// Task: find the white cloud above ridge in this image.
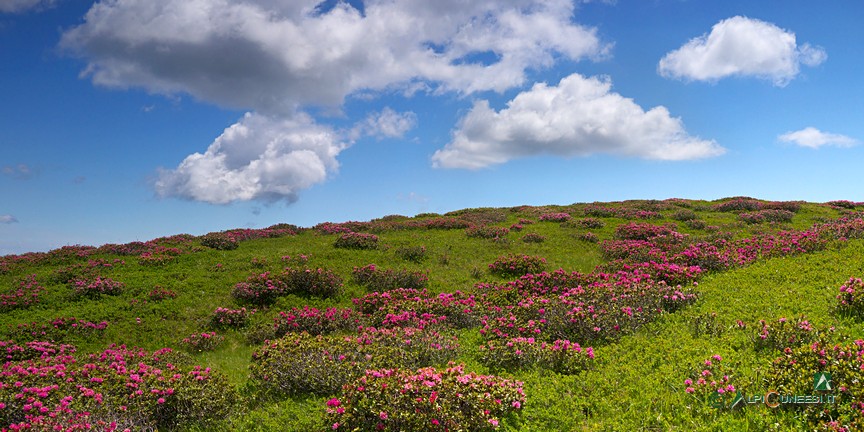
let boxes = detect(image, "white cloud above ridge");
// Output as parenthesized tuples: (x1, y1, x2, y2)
(431, 73, 725, 169)
(778, 127, 858, 149)
(154, 112, 347, 204)
(658, 16, 826, 86)
(62, 0, 611, 204)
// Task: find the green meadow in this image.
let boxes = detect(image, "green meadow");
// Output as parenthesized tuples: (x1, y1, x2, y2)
(1, 198, 863, 431)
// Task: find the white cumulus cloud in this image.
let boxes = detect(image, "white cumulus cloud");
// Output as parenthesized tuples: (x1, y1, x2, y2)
(778, 127, 858, 149)
(61, 0, 610, 204)
(154, 112, 347, 204)
(658, 16, 826, 86)
(0, 0, 57, 13)
(60, 0, 608, 112)
(432, 73, 724, 169)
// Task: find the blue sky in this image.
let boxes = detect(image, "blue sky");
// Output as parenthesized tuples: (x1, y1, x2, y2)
(1, 0, 862, 255)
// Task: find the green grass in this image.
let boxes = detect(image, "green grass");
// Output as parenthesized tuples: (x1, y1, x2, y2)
(1, 198, 862, 430)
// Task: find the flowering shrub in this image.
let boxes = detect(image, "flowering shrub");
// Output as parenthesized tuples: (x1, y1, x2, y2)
(147, 286, 177, 301)
(671, 209, 698, 221)
(251, 328, 455, 395)
(210, 307, 253, 328)
(827, 200, 858, 209)
(521, 233, 546, 243)
(231, 272, 287, 304)
(713, 198, 763, 212)
(200, 232, 239, 250)
(488, 255, 546, 277)
(739, 209, 794, 224)
(465, 226, 509, 239)
(181, 331, 225, 352)
(478, 337, 594, 374)
(539, 212, 571, 222)
(749, 316, 818, 351)
(615, 222, 678, 241)
(353, 289, 478, 329)
(233, 267, 342, 303)
(577, 232, 599, 243)
(283, 267, 344, 297)
(335, 232, 379, 250)
(352, 264, 429, 291)
(683, 354, 737, 406)
(138, 246, 184, 266)
(325, 363, 525, 431)
(577, 218, 605, 228)
(7, 317, 109, 343)
(273, 306, 360, 336)
(414, 218, 472, 230)
(685, 219, 708, 230)
(764, 338, 864, 430)
(395, 245, 427, 263)
(0, 343, 237, 430)
(837, 277, 864, 315)
(0, 275, 44, 312)
(70, 276, 124, 298)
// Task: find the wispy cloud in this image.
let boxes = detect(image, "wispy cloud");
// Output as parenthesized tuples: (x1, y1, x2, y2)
(0, 0, 58, 14)
(0, 215, 18, 224)
(778, 127, 858, 149)
(2, 164, 35, 180)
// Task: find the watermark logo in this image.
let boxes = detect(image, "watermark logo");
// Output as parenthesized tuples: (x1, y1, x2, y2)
(813, 372, 832, 391)
(710, 371, 836, 410)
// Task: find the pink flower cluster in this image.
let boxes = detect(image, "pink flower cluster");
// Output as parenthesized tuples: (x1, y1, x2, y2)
(0, 275, 44, 312)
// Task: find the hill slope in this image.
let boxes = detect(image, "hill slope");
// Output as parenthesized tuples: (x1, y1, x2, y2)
(1, 198, 863, 430)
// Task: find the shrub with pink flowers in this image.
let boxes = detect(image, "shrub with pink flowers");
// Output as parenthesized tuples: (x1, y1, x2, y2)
(0, 343, 237, 430)
(147, 285, 177, 301)
(521, 233, 545, 243)
(70, 276, 125, 298)
(210, 307, 253, 328)
(273, 306, 360, 336)
(395, 245, 427, 263)
(352, 264, 429, 291)
(251, 328, 457, 396)
(0, 275, 44, 312)
(325, 363, 525, 432)
(283, 267, 344, 297)
(334, 232, 379, 250)
(837, 277, 864, 315)
(539, 212, 572, 222)
(478, 337, 594, 374)
(682, 354, 737, 407)
(739, 209, 794, 224)
(181, 331, 225, 352)
(200, 232, 239, 250)
(233, 271, 285, 305)
(577, 217, 605, 228)
(749, 316, 819, 351)
(713, 198, 763, 212)
(615, 222, 679, 241)
(7, 317, 109, 343)
(827, 200, 858, 209)
(465, 226, 510, 239)
(353, 289, 479, 329)
(488, 254, 546, 277)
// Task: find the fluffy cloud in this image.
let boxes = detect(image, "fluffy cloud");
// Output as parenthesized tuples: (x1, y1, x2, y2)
(60, 0, 608, 112)
(431, 73, 724, 169)
(778, 127, 858, 149)
(0, 0, 57, 13)
(154, 112, 347, 204)
(0, 215, 18, 224)
(658, 16, 826, 86)
(62, 0, 608, 204)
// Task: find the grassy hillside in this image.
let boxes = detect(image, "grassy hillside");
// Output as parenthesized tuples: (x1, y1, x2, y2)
(1, 198, 863, 431)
